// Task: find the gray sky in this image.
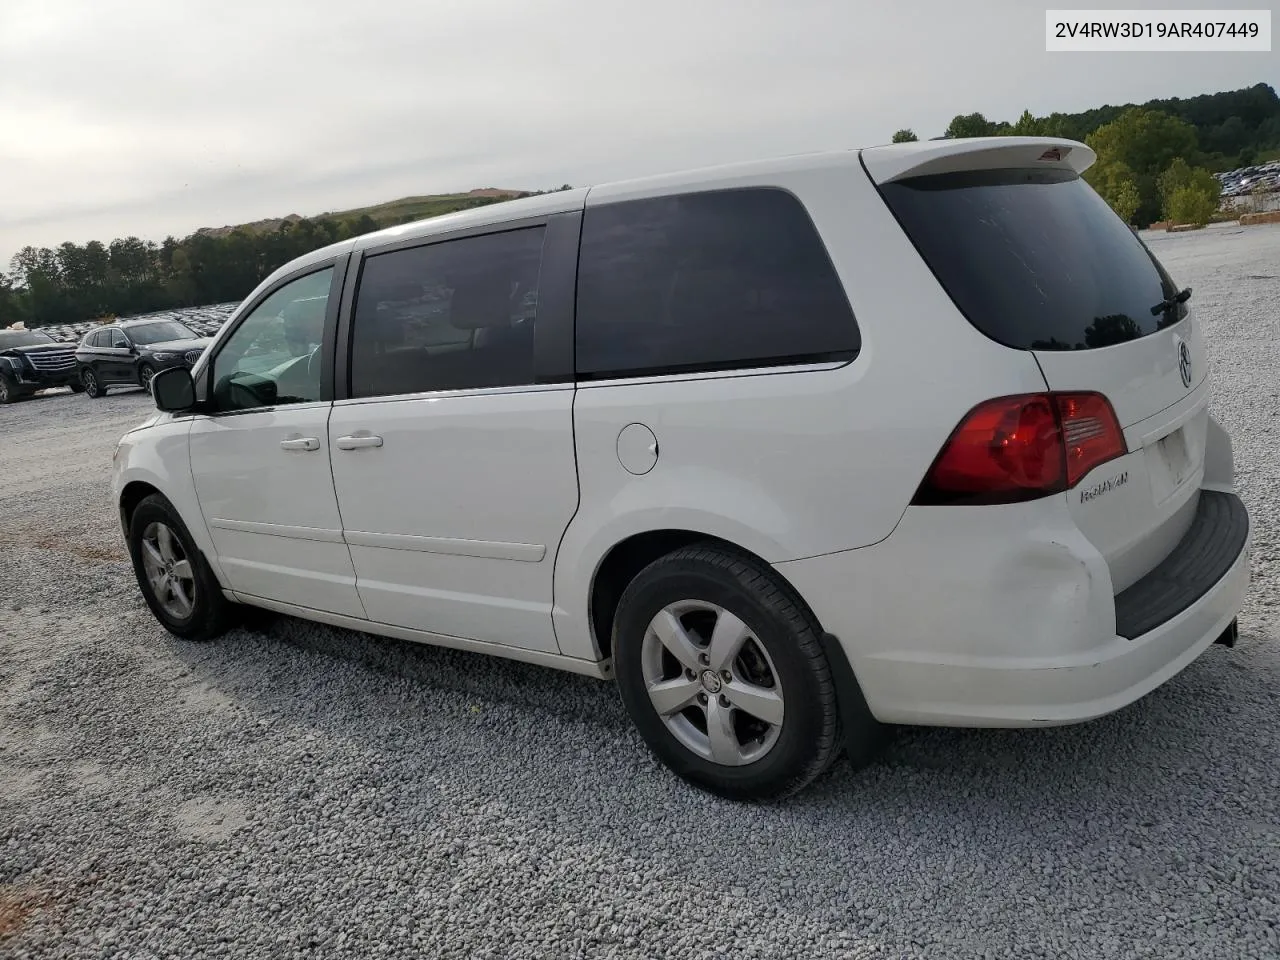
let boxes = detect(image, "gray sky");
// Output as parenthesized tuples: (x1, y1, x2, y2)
(1, 0, 1275, 268)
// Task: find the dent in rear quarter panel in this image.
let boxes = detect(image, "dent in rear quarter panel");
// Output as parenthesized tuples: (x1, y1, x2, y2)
(113, 417, 227, 586)
(551, 156, 1052, 662)
(776, 496, 1118, 723)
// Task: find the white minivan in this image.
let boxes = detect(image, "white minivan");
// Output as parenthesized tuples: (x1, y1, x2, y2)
(114, 137, 1250, 799)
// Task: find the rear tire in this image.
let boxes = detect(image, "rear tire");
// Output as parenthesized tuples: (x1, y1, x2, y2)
(127, 493, 234, 642)
(81, 368, 106, 398)
(612, 543, 856, 800)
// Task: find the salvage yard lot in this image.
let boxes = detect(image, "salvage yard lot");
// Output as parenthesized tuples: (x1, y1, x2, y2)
(2, 225, 1279, 959)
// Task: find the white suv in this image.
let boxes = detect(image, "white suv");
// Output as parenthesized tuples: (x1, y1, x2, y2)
(114, 137, 1250, 800)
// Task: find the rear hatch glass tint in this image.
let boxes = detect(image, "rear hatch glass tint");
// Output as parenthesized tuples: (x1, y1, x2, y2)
(877, 168, 1187, 351)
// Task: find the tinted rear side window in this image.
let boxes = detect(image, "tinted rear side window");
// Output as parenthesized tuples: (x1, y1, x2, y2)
(575, 188, 858, 378)
(350, 227, 546, 398)
(879, 169, 1184, 351)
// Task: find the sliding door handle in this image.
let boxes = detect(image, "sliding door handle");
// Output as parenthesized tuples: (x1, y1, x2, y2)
(335, 434, 384, 450)
(279, 437, 320, 452)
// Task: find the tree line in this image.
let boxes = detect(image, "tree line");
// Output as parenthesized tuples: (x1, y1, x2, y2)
(1, 189, 571, 329)
(890, 82, 1280, 229)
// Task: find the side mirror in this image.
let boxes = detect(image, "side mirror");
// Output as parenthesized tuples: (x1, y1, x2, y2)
(152, 367, 196, 412)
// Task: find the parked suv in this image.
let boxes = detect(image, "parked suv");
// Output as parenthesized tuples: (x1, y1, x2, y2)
(76, 318, 210, 397)
(113, 137, 1250, 800)
(0, 328, 83, 402)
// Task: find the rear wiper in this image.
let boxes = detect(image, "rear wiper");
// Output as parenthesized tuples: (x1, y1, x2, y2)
(1150, 286, 1192, 316)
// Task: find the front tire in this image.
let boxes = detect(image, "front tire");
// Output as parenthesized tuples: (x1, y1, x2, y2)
(613, 544, 847, 801)
(81, 368, 106, 398)
(0, 373, 19, 404)
(138, 363, 156, 393)
(127, 494, 234, 642)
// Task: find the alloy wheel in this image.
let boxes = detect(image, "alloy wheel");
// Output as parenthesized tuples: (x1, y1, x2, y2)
(640, 600, 785, 766)
(139, 521, 197, 619)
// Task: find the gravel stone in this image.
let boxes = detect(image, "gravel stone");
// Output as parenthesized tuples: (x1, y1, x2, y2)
(1, 223, 1278, 959)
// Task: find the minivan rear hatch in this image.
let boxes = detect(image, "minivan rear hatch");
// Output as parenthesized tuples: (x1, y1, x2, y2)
(864, 138, 1209, 593)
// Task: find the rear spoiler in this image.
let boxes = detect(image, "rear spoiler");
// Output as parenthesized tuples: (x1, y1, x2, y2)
(859, 137, 1096, 184)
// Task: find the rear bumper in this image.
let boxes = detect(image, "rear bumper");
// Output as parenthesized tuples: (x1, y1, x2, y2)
(777, 489, 1250, 727)
(1114, 491, 1249, 638)
(860, 535, 1247, 726)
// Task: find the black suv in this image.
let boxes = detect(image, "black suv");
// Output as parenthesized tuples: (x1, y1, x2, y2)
(75, 318, 211, 398)
(0, 329, 83, 403)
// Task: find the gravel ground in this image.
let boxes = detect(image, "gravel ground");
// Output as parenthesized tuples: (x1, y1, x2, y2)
(2, 224, 1278, 959)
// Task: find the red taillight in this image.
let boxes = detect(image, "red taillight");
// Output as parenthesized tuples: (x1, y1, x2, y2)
(1054, 392, 1126, 487)
(913, 392, 1126, 505)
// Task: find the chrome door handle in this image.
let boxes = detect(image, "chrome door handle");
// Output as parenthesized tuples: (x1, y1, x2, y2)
(335, 435, 384, 450)
(279, 437, 320, 452)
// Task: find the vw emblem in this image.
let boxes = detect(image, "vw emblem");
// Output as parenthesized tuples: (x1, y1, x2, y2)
(1176, 338, 1192, 388)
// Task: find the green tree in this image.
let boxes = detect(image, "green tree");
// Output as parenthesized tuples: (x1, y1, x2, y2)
(891, 128, 918, 143)
(944, 112, 997, 139)
(1111, 179, 1142, 225)
(10, 246, 64, 325)
(1158, 157, 1221, 224)
(0, 272, 30, 328)
(1087, 108, 1200, 176)
(1085, 108, 1201, 224)
(166, 247, 197, 306)
(1010, 110, 1042, 136)
(1086, 159, 1143, 223)
(1165, 186, 1218, 226)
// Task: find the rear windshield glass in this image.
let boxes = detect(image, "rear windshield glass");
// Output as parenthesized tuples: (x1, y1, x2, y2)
(878, 169, 1186, 351)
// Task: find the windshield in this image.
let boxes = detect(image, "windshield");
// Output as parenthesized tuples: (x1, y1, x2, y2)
(0, 330, 57, 348)
(127, 321, 197, 345)
(878, 168, 1186, 351)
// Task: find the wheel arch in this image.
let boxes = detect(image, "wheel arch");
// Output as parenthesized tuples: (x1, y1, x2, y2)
(112, 419, 227, 588)
(586, 528, 825, 661)
(118, 479, 163, 535)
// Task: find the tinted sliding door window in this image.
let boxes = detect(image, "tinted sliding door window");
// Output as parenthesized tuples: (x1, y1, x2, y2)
(575, 187, 859, 379)
(350, 227, 546, 398)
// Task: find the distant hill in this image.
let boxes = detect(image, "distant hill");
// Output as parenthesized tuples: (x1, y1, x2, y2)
(194, 188, 529, 238)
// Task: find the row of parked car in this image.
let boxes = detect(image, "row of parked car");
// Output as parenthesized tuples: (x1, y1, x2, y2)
(0, 305, 237, 404)
(1215, 159, 1280, 199)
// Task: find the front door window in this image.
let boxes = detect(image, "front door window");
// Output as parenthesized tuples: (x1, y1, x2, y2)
(210, 268, 333, 412)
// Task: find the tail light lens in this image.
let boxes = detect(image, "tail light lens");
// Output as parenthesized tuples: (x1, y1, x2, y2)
(1054, 392, 1127, 487)
(913, 392, 1126, 505)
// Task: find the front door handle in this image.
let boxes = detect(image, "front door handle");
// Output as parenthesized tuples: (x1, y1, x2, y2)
(335, 434, 384, 450)
(280, 437, 320, 452)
